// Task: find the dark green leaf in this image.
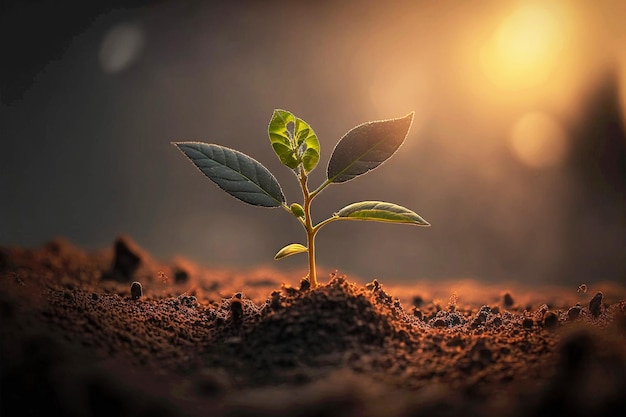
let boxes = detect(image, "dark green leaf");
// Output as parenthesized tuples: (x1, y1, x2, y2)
(336, 201, 429, 226)
(274, 243, 308, 260)
(173, 142, 285, 207)
(327, 112, 414, 183)
(268, 109, 320, 173)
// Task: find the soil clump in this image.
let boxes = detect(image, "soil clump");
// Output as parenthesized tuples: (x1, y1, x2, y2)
(1, 238, 625, 416)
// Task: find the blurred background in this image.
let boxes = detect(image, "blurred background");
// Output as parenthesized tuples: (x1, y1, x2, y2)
(1, 0, 624, 285)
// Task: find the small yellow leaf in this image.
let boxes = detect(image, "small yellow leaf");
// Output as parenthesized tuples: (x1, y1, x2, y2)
(274, 243, 308, 260)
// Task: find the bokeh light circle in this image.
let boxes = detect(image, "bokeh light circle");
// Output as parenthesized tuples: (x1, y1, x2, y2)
(509, 112, 568, 169)
(99, 23, 144, 74)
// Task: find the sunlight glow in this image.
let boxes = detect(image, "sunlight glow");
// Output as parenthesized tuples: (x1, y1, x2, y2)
(481, 3, 570, 91)
(509, 112, 568, 169)
(367, 66, 430, 138)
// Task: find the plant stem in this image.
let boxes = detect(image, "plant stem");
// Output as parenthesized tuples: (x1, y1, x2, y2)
(313, 215, 339, 234)
(306, 221, 317, 288)
(299, 172, 318, 288)
(310, 178, 332, 200)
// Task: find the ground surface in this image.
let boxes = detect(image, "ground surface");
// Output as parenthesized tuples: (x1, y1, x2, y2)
(1, 236, 625, 417)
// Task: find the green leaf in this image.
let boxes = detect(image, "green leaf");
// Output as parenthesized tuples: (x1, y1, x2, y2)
(268, 110, 298, 169)
(327, 112, 414, 183)
(336, 201, 430, 226)
(295, 117, 320, 173)
(274, 243, 308, 260)
(290, 203, 305, 218)
(268, 109, 320, 173)
(173, 142, 285, 207)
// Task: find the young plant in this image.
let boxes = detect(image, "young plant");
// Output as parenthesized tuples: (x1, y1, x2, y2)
(173, 110, 429, 288)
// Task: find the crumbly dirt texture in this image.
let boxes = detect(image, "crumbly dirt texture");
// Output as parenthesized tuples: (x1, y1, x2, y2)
(1, 236, 625, 417)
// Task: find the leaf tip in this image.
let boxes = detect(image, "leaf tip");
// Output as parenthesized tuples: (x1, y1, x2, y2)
(172, 141, 196, 150)
(400, 112, 415, 130)
(271, 109, 292, 119)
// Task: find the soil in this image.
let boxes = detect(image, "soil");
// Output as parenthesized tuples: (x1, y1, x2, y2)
(1, 236, 625, 417)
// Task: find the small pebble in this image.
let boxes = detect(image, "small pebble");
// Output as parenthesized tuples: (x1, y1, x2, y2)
(174, 268, 189, 284)
(412, 295, 424, 308)
(111, 236, 141, 281)
(543, 311, 559, 328)
(299, 277, 310, 291)
(522, 317, 534, 329)
(567, 305, 581, 321)
(130, 281, 142, 300)
(503, 293, 514, 308)
(589, 291, 603, 317)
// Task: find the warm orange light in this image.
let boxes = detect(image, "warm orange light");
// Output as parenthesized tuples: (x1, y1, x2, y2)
(480, 3, 571, 91)
(509, 112, 568, 169)
(367, 65, 431, 138)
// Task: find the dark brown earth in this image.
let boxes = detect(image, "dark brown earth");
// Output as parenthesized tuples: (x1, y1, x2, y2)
(1, 236, 625, 417)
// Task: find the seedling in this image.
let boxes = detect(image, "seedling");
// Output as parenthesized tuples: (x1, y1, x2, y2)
(173, 110, 429, 288)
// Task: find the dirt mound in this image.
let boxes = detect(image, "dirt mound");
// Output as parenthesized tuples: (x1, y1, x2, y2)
(2, 238, 626, 417)
(198, 275, 420, 385)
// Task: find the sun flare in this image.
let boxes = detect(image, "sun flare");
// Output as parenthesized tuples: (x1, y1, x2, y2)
(481, 3, 571, 91)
